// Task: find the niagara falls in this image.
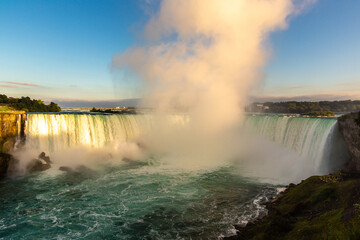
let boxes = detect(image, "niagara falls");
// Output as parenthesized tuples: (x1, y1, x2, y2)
(1, 0, 360, 239)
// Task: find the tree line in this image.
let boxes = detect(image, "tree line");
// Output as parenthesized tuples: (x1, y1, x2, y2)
(90, 107, 136, 114)
(246, 100, 360, 116)
(0, 94, 61, 112)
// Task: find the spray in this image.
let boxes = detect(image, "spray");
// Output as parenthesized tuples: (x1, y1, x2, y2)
(113, 0, 316, 169)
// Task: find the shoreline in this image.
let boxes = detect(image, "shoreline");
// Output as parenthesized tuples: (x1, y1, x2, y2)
(224, 171, 360, 239)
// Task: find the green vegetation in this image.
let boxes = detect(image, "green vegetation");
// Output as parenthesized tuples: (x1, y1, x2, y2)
(227, 172, 360, 240)
(247, 100, 360, 116)
(0, 106, 12, 111)
(0, 94, 61, 112)
(90, 107, 136, 114)
(339, 111, 360, 127)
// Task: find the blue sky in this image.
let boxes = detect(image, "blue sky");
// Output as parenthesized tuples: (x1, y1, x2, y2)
(0, 0, 359, 106)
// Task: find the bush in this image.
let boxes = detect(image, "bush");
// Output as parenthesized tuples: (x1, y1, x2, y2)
(0, 94, 61, 112)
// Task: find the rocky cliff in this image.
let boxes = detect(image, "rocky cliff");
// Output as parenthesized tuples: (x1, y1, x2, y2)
(225, 172, 360, 240)
(0, 111, 25, 177)
(0, 111, 25, 153)
(338, 112, 360, 172)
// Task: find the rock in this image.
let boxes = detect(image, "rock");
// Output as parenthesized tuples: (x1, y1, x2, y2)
(0, 111, 26, 154)
(0, 153, 18, 178)
(288, 183, 296, 188)
(75, 165, 92, 172)
(26, 159, 51, 173)
(338, 112, 360, 172)
(59, 166, 73, 172)
(59, 165, 94, 175)
(2, 138, 15, 153)
(38, 152, 52, 164)
(0, 153, 11, 177)
(122, 157, 134, 163)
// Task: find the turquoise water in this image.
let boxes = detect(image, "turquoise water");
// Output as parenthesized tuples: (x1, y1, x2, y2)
(0, 159, 278, 239)
(0, 113, 345, 239)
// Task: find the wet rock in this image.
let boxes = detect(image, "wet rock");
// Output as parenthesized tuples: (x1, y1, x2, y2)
(59, 165, 95, 176)
(26, 159, 51, 173)
(0, 153, 18, 178)
(59, 166, 73, 172)
(2, 138, 15, 153)
(0, 153, 11, 177)
(122, 157, 134, 163)
(75, 165, 93, 172)
(38, 152, 52, 164)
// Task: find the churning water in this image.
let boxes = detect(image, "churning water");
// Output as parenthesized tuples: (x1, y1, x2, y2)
(0, 113, 348, 239)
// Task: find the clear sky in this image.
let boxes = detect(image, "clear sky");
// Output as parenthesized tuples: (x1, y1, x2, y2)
(0, 0, 359, 106)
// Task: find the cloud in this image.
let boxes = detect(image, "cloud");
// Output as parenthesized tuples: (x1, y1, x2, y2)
(4, 81, 39, 87)
(0, 84, 18, 88)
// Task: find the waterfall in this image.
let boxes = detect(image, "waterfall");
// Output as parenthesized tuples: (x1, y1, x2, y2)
(24, 113, 347, 175)
(25, 114, 150, 153)
(242, 115, 348, 174)
(25, 113, 188, 153)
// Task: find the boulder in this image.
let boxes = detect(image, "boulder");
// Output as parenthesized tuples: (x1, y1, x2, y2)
(0, 153, 18, 178)
(38, 152, 52, 164)
(26, 159, 51, 173)
(0, 153, 11, 177)
(59, 166, 73, 172)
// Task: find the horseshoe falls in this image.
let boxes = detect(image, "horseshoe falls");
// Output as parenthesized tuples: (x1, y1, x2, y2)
(241, 115, 348, 180)
(0, 113, 348, 239)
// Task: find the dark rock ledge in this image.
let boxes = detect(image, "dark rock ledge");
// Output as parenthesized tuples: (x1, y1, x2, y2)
(0, 152, 52, 178)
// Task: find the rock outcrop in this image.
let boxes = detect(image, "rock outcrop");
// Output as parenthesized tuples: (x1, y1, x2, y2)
(225, 172, 360, 240)
(0, 111, 26, 153)
(0, 111, 26, 177)
(0, 153, 19, 178)
(26, 158, 51, 173)
(338, 112, 360, 172)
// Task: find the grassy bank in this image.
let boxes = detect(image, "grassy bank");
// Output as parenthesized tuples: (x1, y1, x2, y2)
(0, 106, 13, 111)
(225, 172, 360, 240)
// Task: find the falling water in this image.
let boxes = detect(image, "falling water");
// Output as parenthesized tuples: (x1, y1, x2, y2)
(242, 115, 344, 173)
(25, 114, 345, 173)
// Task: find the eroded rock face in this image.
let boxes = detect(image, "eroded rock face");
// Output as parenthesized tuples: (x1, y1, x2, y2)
(0, 153, 11, 177)
(38, 152, 52, 164)
(26, 159, 51, 173)
(338, 112, 360, 172)
(0, 111, 26, 154)
(0, 153, 19, 178)
(59, 166, 73, 172)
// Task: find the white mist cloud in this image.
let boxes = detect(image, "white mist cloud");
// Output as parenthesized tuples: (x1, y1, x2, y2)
(113, 0, 316, 169)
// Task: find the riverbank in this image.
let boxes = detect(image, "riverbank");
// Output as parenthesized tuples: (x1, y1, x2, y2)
(225, 171, 360, 240)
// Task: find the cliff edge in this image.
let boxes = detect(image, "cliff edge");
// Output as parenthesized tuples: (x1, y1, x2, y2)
(0, 111, 25, 177)
(224, 172, 360, 240)
(338, 112, 360, 172)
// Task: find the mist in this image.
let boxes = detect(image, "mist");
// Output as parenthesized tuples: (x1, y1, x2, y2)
(112, 0, 316, 169)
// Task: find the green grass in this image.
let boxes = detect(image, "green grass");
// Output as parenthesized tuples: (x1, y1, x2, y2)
(0, 106, 13, 111)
